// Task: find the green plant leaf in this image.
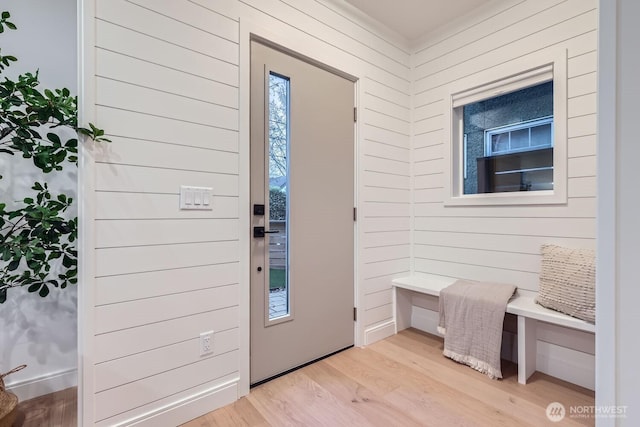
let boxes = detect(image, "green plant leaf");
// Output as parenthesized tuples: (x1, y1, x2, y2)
(7, 259, 20, 271)
(39, 285, 50, 298)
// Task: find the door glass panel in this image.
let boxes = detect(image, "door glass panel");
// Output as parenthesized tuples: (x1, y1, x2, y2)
(268, 72, 290, 321)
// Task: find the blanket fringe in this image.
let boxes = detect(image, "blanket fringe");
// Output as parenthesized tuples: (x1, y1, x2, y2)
(443, 348, 503, 379)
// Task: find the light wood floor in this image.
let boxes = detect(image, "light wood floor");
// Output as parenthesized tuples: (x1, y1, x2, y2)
(11, 329, 596, 426)
(184, 329, 595, 427)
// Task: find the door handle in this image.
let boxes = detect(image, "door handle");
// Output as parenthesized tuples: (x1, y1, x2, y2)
(253, 226, 280, 238)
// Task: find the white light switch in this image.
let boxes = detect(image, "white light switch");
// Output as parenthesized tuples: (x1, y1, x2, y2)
(185, 189, 194, 205)
(180, 186, 213, 210)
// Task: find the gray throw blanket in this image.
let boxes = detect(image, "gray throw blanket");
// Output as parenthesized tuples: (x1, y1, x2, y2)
(438, 279, 516, 379)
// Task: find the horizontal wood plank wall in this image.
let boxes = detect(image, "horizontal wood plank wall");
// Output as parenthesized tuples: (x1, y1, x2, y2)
(410, 0, 597, 292)
(88, 0, 410, 424)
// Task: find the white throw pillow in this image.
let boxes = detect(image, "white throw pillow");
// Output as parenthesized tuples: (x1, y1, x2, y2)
(536, 244, 596, 324)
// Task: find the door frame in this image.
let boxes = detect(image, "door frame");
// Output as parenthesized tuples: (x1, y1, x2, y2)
(239, 24, 362, 396)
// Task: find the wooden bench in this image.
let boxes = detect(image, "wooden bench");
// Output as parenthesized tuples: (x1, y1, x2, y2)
(392, 275, 595, 385)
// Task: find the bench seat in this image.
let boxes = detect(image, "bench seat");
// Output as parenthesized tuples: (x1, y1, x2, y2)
(391, 275, 595, 384)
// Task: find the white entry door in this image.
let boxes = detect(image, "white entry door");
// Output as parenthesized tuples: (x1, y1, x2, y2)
(250, 41, 355, 385)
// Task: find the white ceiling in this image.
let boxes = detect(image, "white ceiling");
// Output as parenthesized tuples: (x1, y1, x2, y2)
(344, 0, 493, 41)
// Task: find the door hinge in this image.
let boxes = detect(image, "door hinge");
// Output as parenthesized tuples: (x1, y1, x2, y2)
(353, 307, 357, 321)
(354, 107, 357, 122)
(353, 207, 357, 221)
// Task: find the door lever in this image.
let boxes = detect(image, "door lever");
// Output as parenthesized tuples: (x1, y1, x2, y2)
(253, 226, 280, 238)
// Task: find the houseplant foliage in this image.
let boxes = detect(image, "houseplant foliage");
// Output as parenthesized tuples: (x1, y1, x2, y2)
(0, 11, 108, 303)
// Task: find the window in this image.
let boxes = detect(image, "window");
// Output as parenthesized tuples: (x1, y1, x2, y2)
(445, 51, 567, 206)
(485, 116, 553, 156)
(463, 82, 554, 194)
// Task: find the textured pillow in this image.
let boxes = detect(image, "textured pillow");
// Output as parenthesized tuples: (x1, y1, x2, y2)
(536, 244, 596, 323)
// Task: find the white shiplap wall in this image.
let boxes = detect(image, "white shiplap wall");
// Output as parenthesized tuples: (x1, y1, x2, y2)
(408, 0, 597, 389)
(83, 0, 410, 424)
(411, 0, 597, 290)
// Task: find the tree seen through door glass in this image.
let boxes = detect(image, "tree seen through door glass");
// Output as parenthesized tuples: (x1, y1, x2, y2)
(268, 73, 290, 320)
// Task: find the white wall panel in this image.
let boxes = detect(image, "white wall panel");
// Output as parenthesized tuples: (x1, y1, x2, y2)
(97, 0, 239, 64)
(362, 155, 410, 176)
(95, 328, 239, 392)
(362, 140, 410, 162)
(95, 241, 239, 277)
(96, 49, 238, 108)
(97, 136, 239, 173)
(361, 187, 410, 204)
(95, 218, 239, 248)
(84, 0, 411, 423)
(95, 307, 239, 363)
(568, 135, 597, 158)
(363, 171, 410, 189)
(568, 93, 597, 118)
(95, 352, 239, 422)
(568, 72, 597, 98)
(95, 284, 238, 334)
(363, 202, 410, 218)
(95, 20, 238, 87)
(362, 231, 411, 249)
(95, 164, 239, 195)
(96, 107, 239, 153)
(95, 193, 239, 220)
(96, 78, 238, 131)
(96, 263, 239, 305)
(410, 0, 597, 295)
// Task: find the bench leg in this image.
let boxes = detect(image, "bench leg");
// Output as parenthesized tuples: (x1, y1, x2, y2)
(517, 316, 537, 384)
(393, 287, 412, 333)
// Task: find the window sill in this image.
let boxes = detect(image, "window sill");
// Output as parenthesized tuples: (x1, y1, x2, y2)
(444, 190, 567, 207)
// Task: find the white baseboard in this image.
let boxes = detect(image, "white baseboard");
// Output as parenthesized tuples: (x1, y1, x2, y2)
(119, 379, 239, 427)
(6, 368, 77, 402)
(364, 320, 396, 345)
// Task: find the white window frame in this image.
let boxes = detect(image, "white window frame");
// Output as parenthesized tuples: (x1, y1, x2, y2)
(443, 49, 568, 206)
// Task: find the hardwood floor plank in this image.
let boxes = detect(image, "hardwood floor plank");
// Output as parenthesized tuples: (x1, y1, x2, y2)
(182, 397, 269, 427)
(13, 386, 77, 427)
(302, 361, 425, 427)
(249, 369, 369, 426)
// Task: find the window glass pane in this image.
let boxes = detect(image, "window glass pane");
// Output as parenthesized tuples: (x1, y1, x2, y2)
(531, 123, 552, 147)
(510, 128, 529, 151)
(268, 73, 290, 320)
(492, 133, 509, 154)
(463, 81, 553, 195)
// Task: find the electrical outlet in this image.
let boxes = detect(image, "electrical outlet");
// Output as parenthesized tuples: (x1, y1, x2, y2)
(200, 331, 214, 356)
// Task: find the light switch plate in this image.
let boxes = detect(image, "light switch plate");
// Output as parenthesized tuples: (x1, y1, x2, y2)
(180, 186, 213, 210)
